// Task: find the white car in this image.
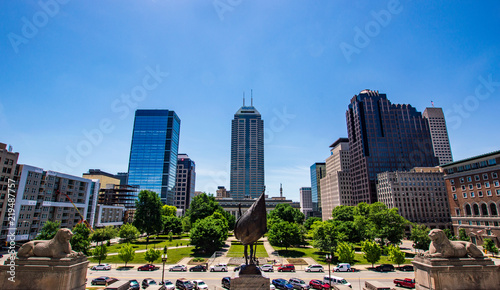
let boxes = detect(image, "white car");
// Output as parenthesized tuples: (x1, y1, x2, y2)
(323, 275, 351, 287)
(210, 263, 228, 272)
(333, 263, 352, 272)
(261, 264, 274, 272)
(91, 264, 111, 270)
(305, 264, 324, 272)
(169, 264, 187, 271)
(192, 279, 209, 290)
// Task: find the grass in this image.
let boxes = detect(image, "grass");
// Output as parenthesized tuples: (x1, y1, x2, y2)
(95, 234, 190, 254)
(89, 246, 195, 265)
(226, 241, 268, 257)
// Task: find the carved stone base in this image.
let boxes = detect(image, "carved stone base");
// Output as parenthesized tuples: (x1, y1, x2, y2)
(412, 256, 500, 290)
(0, 256, 88, 290)
(232, 274, 270, 290)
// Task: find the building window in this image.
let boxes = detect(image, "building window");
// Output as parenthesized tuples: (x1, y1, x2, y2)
(496, 189, 500, 195)
(458, 220, 462, 225)
(469, 184, 474, 190)
(475, 175, 480, 181)
(483, 174, 489, 180)
(494, 181, 499, 187)
(453, 194, 457, 200)
(473, 204, 480, 216)
(487, 230, 492, 236)
(467, 176, 472, 182)
(476, 221, 481, 226)
(491, 204, 498, 216)
(470, 192, 475, 198)
(478, 191, 483, 197)
(476, 183, 482, 189)
(485, 182, 490, 188)
(455, 208, 461, 216)
(462, 185, 466, 191)
(450, 179, 455, 185)
(463, 192, 467, 198)
(465, 204, 472, 216)
(481, 204, 488, 216)
(451, 186, 456, 192)
(492, 172, 498, 179)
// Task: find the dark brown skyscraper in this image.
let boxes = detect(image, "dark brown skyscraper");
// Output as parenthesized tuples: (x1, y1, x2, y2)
(346, 90, 439, 204)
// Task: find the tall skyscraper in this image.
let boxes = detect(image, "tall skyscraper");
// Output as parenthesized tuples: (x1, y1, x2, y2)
(310, 162, 326, 216)
(299, 187, 313, 218)
(127, 109, 180, 205)
(230, 99, 264, 199)
(320, 138, 352, 220)
(423, 107, 453, 165)
(346, 90, 439, 204)
(175, 154, 196, 213)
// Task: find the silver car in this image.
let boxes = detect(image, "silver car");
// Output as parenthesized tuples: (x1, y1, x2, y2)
(261, 264, 274, 272)
(305, 264, 324, 272)
(288, 278, 309, 290)
(169, 264, 187, 271)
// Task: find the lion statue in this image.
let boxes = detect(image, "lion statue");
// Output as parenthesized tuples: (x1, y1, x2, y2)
(423, 229, 483, 258)
(17, 228, 83, 258)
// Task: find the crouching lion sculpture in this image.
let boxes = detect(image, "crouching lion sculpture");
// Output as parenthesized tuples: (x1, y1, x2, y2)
(17, 228, 83, 258)
(423, 229, 483, 258)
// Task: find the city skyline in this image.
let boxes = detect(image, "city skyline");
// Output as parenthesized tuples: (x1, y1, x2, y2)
(2, 2, 500, 202)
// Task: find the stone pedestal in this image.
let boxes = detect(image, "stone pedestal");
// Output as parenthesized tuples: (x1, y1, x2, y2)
(232, 274, 270, 290)
(412, 256, 500, 290)
(0, 256, 88, 290)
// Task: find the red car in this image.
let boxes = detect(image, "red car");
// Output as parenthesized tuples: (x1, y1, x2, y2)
(309, 279, 330, 290)
(277, 264, 295, 272)
(138, 264, 158, 271)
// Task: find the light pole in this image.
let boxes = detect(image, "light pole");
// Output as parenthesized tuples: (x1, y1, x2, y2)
(161, 246, 167, 285)
(325, 253, 332, 288)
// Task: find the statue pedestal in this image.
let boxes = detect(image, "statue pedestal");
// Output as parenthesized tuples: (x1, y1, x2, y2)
(412, 256, 500, 290)
(232, 274, 270, 290)
(0, 256, 88, 290)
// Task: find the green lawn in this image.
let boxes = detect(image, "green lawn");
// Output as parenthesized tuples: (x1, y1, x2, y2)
(97, 235, 190, 254)
(89, 246, 195, 265)
(226, 241, 268, 258)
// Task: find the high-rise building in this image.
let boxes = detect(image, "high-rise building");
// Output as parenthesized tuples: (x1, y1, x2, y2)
(441, 150, 500, 247)
(346, 90, 439, 204)
(0, 143, 20, 243)
(377, 167, 451, 230)
(310, 162, 326, 216)
(127, 109, 180, 205)
(299, 187, 313, 217)
(230, 99, 264, 199)
(320, 138, 352, 220)
(175, 154, 196, 213)
(423, 107, 453, 165)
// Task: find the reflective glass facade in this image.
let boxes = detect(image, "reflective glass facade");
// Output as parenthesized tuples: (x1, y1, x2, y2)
(310, 163, 326, 213)
(127, 110, 180, 205)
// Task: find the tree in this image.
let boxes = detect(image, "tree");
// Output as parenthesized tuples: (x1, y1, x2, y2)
(118, 244, 136, 266)
(218, 208, 236, 230)
(163, 216, 183, 235)
(311, 220, 342, 255)
(71, 223, 91, 255)
(368, 203, 409, 245)
(362, 240, 381, 268)
(304, 217, 322, 231)
(268, 203, 305, 225)
(119, 223, 140, 243)
(267, 221, 302, 251)
(410, 224, 431, 251)
(144, 248, 161, 264)
(388, 245, 406, 266)
(161, 205, 178, 217)
(92, 226, 118, 243)
(182, 216, 191, 232)
(335, 242, 355, 264)
(36, 221, 61, 240)
(443, 228, 455, 240)
(190, 216, 228, 254)
(458, 228, 470, 241)
(483, 238, 499, 256)
(133, 190, 164, 248)
(186, 193, 221, 225)
(92, 244, 108, 265)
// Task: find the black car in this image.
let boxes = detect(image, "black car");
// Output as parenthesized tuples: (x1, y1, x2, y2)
(397, 265, 414, 271)
(189, 264, 207, 272)
(129, 279, 140, 290)
(221, 277, 231, 289)
(142, 278, 157, 288)
(375, 264, 395, 272)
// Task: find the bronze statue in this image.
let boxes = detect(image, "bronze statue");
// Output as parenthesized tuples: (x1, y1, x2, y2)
(234, 188, 267, 266)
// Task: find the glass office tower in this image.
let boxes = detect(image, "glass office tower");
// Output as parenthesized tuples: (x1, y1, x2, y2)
(127, 109, 180, 205)
(310, 162, 326, 215)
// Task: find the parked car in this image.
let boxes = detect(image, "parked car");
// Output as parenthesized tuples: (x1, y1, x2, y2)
(221, 277, 231, 289)
(288, 278, 309, 289)
(277, 264, 295, 272)
(261, 264, 274, 272)
(91, 276, 118, 286)
(128, 279, 140, 290)
(159, 280, 175, 290)
(191, 279, 209, 290)
(189, 264, 207, 272)
(210, 263, 228, 272)
(169, 264, 187, 271)
(270, 284, 276, 290)
(305, 264, 324, 272)
(333, 263, 352, 272)
(272, 278, 294, 290)
(141, 278, 157, 288)
(394, 278, 415, 288)
(365, 281, 393, 290)
(91, 263, 111, 270)
(323, 276, 351, 288)
(397, 265, 414, 272)
(176, 278, 194, 290)
(138, 264, 158, 271)
(375, 264, 395, 272)
(233, 263, 246, 271)
(309, 279, 331, 290)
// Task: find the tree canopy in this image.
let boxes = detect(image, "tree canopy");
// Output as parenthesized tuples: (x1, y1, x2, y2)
(161, 205, 178, 217)
(119, 223, 140, 243)
(304, 217, 322, 231)
(70, 223, 91, 255)
(133, 190, 163, 246)
(362, 240, 381, 268)
(118, 243, 136, 266)
(190, 215, 228, 254)
(267, 220, 303, 251)
(410, 224, 431, 251)
(186, 193, 233, 227)
(36, 221, 60, 240)
(268, 203, 305, 225)
(163, 216, 183, 235)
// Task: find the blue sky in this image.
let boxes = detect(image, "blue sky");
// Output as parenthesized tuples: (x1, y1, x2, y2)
(1, 1, 500, 202)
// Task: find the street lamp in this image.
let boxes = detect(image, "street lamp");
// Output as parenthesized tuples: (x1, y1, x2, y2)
(161, 246, 168, 285)
(325, 253, 332, 288)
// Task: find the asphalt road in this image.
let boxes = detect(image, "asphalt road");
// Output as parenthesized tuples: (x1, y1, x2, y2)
(86, 266, 415, 290)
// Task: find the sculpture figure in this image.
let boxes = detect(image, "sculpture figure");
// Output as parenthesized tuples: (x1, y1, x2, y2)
(17, 228, 83, 258)
(234, 189, 267, 265)
(423, 229, 483, 258)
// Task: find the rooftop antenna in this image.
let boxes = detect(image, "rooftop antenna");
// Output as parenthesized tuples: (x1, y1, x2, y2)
(431, 100, 435, 107)
(243, 92, 245, 106)
(280, 183, 283, 198)
(251, 89, 253, 106)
